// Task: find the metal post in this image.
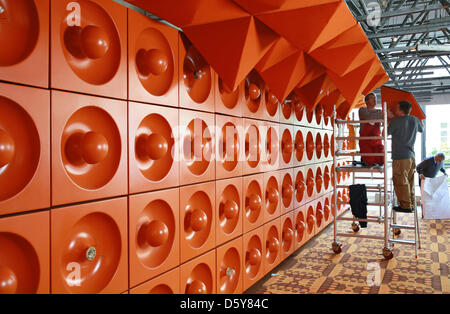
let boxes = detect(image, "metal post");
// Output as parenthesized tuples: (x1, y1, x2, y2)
(383, 101, 389, 250)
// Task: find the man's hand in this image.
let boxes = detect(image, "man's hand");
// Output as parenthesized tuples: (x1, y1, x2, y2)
(420, 174, 425, 181)
(387, 109, 394, 120)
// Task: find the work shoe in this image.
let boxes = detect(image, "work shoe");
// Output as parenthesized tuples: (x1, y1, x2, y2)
(393, 206, 414, 213)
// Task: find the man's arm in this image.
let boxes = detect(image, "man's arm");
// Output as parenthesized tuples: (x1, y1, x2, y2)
(441, 166, 447, 175)
(418, 118, 424, 133)
(416, 159, 426, 174)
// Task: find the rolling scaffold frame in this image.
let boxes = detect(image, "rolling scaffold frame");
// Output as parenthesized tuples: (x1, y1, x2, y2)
(331, 103, 395, 260)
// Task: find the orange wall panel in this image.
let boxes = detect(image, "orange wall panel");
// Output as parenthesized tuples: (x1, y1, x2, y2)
(0, 83, 50, 215)
(216, 236, 243, 294)
(51, 0, 127, 99)
(129, 188, 180, 288)
(242, 226, 264, 292)
(130, 267, 180, 294)
(0, 211, 50, 294)
(0, 0, 49, 88)
(216, 177, 243, 246)
(180, 249, 216, 294)
(51, 197, 128, 294)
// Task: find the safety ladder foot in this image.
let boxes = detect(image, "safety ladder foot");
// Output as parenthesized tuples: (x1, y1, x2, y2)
(382, 247, 394, 260)
(332, 241, 342, 254)
(351, 222, 360, 232)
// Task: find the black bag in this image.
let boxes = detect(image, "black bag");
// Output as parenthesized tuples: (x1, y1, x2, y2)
(349, 184, 368, 228)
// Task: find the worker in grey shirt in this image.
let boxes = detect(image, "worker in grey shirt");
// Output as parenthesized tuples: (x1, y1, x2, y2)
(387, 101, 424, 212)
(358, 93, 384, 165)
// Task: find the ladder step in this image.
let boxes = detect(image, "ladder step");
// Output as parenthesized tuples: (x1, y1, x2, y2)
(336, 136, 384, 141)
(389, 238, 416, 245)
(335, 119, 384, 124)
(336, 185, 385, 190)
(391, 224, 415, 230)
(337, 201, 387, 206)
(336, 151, 385, 157)
(336, 166, 385, 173)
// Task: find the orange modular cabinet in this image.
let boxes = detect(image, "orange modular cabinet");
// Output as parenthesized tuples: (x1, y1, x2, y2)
(293, 206, 307, 250)
(293, 126, 306, 167)
(315, 164, 324, 197)
(243, 174, 264, 233)
(216, 237, 243, 294)
(215, 75, 244, 117)
(242, 226, 264, 292)
(263, 217, 281, 273)
(129, 102, 179, 194)
(314, 197, 326, 233)
(325, 162, 334, 194)
(305, 108, 320, 129)
(293, 101, 308, 126)
(263, 122, 279, 172)
(304, 164, 317, 203)
(294, 166, 306, 209)
(0, 83, 50, 215)
(315, 104, 324, 129)
(51, 0, 127, 99)
(216, 177, 243, 246)
(130, 267, 180, 294)
(51, 197, 128, 294)
(51, 91, 127, 206)
(0, 211, 50, 294)
(280, 168, 294, 214)
(323, 112, 333, 130)
(279, 92, 295, 125)
(323, 130, 332, 161)
(215, 115, 243, 180)
(180, 249, 216, 294)
(128, 8, 178, 107)
(243, 119, 264, 175)
(263, 171, 281, 223)
(243, 70, 265, 120)
(180, 182, 215, 263)
(0, 0, 49, 88)
(279, 124, 294, 169)
(305, 201, 316, 239)
(280, 212, 295, 261)
(129, 188, 180, 288)
(179, 109, 215, 185)
(263, 87, 280, 122)
(179, 35, 214, 112)
(322, 193, 333, 227)
(305, 128, 316, 165)
(315, 130, 325, 163)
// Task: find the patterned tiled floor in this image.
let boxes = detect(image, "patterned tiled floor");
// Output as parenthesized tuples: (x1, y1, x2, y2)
(246, 208, 450, 294)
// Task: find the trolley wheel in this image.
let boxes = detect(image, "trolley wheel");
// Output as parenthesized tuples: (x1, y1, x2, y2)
(382, 247, 393, 260)
(393, 228, 401, 236)
(351, 222, 360, 232)
(332, 242, 342, 254)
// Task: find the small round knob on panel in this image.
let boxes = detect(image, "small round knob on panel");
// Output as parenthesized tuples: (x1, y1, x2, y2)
(283, 184, 294, 200)
(295, 140, 304, 151)
(187, 280, 207, 294)
(223, 200, 239, 219)
(283, 139, 293, 155)
(0, 129, 15, 167)
(86, 246, 97, 262)
(307, 177, 315, 188)
(226, 267, 236, 277)
(248, 194, 262, 211)
(190, 209, 208, 232)
(267, 92, 279, 106)
(316, 174, 323, 186)
(296, 220, 306, 233)
(248, 248, 262, 266)
(145, 220, 169, 247)
(80, 25, 110, 59)
(284, 227, 294, 242)
(267, 187, 279, 204)
(0, 266, 18, 294)
(248, 83, 261, 100)
(296, 180, 305, 193)
(145, 133, 168, 160)
(144, 49, 169, 75)
(268, 237, 279, 253)
(81, 132, 109, 164)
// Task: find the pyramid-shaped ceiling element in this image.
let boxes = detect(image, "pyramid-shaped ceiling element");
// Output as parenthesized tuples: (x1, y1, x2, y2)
(381, 86, 426, 120)
(295, 73, 336, 112)
(255, 0, 356, 52)
(183, 16, 280, 91)
(320, 89, 343, 117)
(254, 37, 306, 101)
(328, 57, 380, 107)
(310, 24, 377, 77)
(363, 66, 390, 96)
(336, 95, 365, 119)
(296, 53, 326, 89)
(126, 0, 248, 27)
(232, 0, 341, 14)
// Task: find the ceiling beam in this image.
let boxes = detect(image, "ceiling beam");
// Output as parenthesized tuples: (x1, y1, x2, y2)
(366, 17, 450, 39)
